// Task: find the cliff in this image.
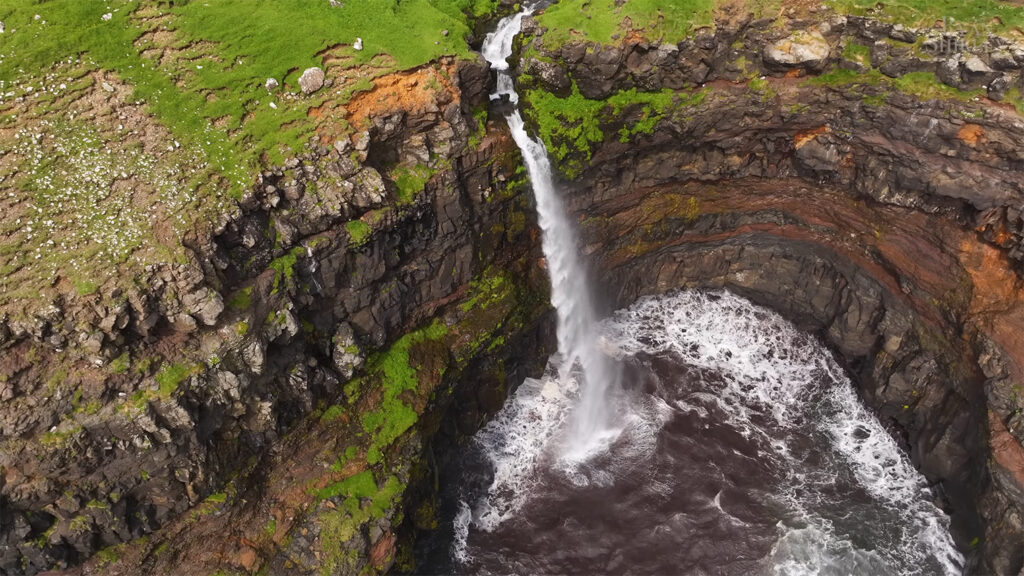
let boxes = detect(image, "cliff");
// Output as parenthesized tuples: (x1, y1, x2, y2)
(3, 0, 1024, 574)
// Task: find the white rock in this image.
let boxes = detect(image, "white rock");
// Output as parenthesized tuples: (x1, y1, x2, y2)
(0, 21, 5, 34)
(764, 30, 831, 70)
(265, 77, 279, 92)
(354, 37, 363, 51)
(298, 67, 325, 94)
(965, 56, 993, 75)
(269, 101, 277, 109)
(101, 13, 112, 21)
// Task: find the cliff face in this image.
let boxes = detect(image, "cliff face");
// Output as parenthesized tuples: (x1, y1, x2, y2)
(515, 10, 1024, 575)
(5, 4, 1024, 576)
(0, 57, 556, 575)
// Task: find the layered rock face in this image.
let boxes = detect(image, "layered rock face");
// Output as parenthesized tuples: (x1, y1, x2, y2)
(517, 11, 1024, 575)
(0, 58, 554, 575)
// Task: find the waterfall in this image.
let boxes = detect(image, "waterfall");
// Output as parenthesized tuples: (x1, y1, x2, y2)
(481, 4, 620, 456)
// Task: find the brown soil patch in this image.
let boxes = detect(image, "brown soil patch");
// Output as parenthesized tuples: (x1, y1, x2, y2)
(957, 123, 986, 146)
(794, 125, 830, 148)
(345, 63, 460, 130)
(990, 411, 1024, 489)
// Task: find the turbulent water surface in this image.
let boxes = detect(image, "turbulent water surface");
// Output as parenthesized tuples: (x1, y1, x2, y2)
(418, 291, 963, 575)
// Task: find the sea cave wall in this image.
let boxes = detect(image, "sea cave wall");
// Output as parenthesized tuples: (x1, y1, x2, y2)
(515, 10, 1024, 574)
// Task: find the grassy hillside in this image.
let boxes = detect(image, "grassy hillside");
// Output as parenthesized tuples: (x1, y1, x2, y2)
(0, 0, 495, 316)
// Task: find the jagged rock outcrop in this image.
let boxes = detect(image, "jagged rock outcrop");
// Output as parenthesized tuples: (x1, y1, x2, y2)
(0, 56, 550, 575)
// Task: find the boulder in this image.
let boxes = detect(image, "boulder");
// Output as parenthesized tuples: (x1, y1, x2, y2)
(350, 168, 387, 208)
(989, 74, 1014, 101)
(991, 50, 1020, 71)
(298, 67, 325, 95)
(331, 322, 364, 380)
(764, 31, 831, 71)
(964, 56, 998, 84)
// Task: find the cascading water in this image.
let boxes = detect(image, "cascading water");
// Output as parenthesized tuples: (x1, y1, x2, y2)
(483, 2, 620, 456)
(414, 5, 966, 575)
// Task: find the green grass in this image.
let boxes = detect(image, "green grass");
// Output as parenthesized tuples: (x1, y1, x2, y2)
(805, 68, 887, 87)
(108, 352, 131, 375)
(345, 220, 372, 246)
(314, 472, 404, 573)
(524, 83, 710, 177)
(391, 165, 436, 203)
(268, 246, 304, 291)
(204, 491, 227, 504)
(524, 83, 604, 177)
(747, 76, 777, 101)
(827, 0, 1024, 38)
(360, 321, 448, 465)
(606, 88, 680, 141)
(1, 0, 497, 168)
(227, 286, 253, 311)
(154, 361, 198, 397)
(806, 69, 985, 103)
(1003, 88, 1024, 115)
(0, 0, 500, 317)
(892, 71, 985, 102)
(535, 0, 714, 48)
(842, 43, 871, 66)
(320, 404, 347, 423)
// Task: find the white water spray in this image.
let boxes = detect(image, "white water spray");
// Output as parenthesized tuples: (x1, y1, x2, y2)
(482, 3, 619, 455)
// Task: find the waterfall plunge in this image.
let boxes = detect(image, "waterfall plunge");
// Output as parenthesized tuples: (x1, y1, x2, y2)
(481, 4, 620, 458)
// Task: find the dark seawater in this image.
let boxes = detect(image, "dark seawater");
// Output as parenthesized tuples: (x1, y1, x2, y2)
(415, 291, 963, 576)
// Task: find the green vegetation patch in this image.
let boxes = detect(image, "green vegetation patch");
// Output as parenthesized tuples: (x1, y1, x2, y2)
(360, 321, 448, 464)
(0, 0, 501, 316)
(227, 286, 253, 311)
(805, 69, 984, 103)
(842, 42, 872, 66)
(0, 0, 497, 166)
(827, 0, 1024, 38)
(345, 219, 373, 247)
(524, 84, 709, 178)
(108, 352, 131, 375)
(268, 246, 304, 291)
(892, 71, 985, 102)
(524, 83, 604, 178)
(535, 0, 714, 48)
(154, 361, 200, 398)
(391, 164, 437, 203)
(315, 472, 403, 575)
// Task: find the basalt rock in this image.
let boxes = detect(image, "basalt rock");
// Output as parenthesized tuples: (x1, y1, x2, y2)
(515, 19, 1024, 569)
(0, 56, 549, 576)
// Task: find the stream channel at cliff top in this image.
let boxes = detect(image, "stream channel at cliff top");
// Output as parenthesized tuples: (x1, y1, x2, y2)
(415, 4, 964, 575)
